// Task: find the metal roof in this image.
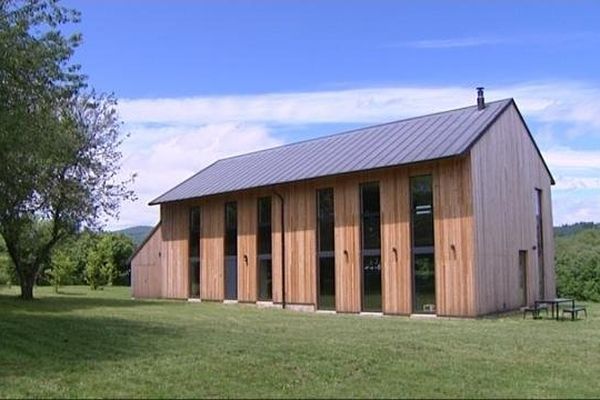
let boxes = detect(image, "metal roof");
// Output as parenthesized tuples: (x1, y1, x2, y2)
(151, 99, 515, 205)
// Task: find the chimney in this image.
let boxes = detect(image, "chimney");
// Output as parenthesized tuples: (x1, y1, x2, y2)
(476, 87, 485, 110)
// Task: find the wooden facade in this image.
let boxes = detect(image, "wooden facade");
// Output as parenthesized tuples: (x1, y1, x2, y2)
(130, 102, 555, 317)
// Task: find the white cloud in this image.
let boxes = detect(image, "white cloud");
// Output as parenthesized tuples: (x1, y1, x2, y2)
(108, 81, 600, 229)
(392, 32, 600, 49)
(119, 82, 600, 130)
(110, 123, 282, 230)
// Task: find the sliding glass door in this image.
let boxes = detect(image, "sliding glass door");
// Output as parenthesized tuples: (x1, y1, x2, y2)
(224, 201, 238, 300)
(189, 207, 201, 298)
(361, 182, 382, 312)
(317, 188, 335, 310)
(410, 175, 435, 314)
(257, 197, 272, 301)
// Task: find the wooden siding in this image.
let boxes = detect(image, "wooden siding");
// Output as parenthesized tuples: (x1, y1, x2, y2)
(284, 182, 317, 305)
(200, 199, 225, 300)
(334, 177, 361, 312)
(237, 194, 257, 302)
(160, 204, 189, 299)
(380, 169, 411, 315)
(433, 158, 476, 316)
(131, 224, 163, 298)
(132, 145, 556, 319)
(470, 104, 555, 315)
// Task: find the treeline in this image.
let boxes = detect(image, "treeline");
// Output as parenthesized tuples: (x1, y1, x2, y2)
(555, 224, 600, 301)
(0, 231, 134, 292)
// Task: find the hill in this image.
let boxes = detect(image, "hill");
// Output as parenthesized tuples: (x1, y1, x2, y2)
(554, 222, 600, 237)
(113, 225, 154, 247)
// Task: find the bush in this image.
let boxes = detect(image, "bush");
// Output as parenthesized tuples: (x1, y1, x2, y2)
(556, 229, 600, 301)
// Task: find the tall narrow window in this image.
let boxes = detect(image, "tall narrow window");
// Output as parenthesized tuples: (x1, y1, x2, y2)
(317, 188, 335, 310)
(411, 175, 435, 314)
(189, 207, 201, 298)
(224, 201, 238, 300)
(535, 189, 545, 299)
(360, 182, 382, 312)
(257, 197, 272, 301)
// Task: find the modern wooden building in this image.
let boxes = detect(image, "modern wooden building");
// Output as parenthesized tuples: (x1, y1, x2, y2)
(131, 91, 555, 317)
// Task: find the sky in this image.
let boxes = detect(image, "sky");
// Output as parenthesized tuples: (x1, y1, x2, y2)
(64, 0, 600, 229)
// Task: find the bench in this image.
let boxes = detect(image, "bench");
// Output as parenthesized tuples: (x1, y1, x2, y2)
(562, 306, 588, 320)
(522, 303, 549, 319)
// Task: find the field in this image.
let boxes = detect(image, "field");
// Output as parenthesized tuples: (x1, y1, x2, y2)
(1, 286, 599, 398)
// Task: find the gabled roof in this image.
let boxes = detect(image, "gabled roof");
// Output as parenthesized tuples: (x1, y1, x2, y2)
(150, 98, 551, 205)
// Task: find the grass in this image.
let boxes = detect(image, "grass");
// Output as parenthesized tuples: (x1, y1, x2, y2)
(1, 286, 599, 398)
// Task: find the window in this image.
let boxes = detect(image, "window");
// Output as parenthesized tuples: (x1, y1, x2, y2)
(317, 188, 335, 310)
(257, 197, 272, 301)
(535, 189, 545, 299)
(189, 207, 201, 298)
(360, 182, 381, 312)
(224, 202, 238, 300)
(411, 175, 435, 314)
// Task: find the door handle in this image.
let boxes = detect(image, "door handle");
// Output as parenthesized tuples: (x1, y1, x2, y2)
(243, 255, 248, 265)
(392, 247, 398, 262)
(343, 250, 349, 263)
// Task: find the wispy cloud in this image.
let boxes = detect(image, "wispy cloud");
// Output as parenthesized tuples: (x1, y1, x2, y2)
(391, 32, 600, 49)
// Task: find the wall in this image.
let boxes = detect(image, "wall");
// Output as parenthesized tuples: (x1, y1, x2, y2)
(470, 103, 555, 315)
(131, 223, 163, 298)
(139, 159, 476, 316)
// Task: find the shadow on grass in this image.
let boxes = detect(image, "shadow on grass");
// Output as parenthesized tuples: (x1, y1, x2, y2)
(0, 293, 167, 314)
(0, 311, 175, 380)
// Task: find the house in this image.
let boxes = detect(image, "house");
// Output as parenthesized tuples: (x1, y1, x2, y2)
(130, 89, 555, 317)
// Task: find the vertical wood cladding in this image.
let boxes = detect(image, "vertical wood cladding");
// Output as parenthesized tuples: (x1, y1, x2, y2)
(200, 199, 224, 300)
(131, 224, 163, 298)
(135, 106, 554, 318)
(237, 194, 257, 302)
(470, 104, 555, 315)
(160, 204, 189, 299)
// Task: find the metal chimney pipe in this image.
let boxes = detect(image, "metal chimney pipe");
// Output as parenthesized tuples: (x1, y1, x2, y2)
(477, 87, 485, 110)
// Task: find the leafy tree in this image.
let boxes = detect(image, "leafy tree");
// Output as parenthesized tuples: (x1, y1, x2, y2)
(0, 0, 134, 299)
(47, 249, 76, 292)
(84, 233, 134, 289)
(555, 228, 600, 301)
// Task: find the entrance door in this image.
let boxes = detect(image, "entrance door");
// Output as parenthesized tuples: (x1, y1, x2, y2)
(410, 175, 436, 314)
(518, 250, 528, 307)
(224, 201, 238, 300)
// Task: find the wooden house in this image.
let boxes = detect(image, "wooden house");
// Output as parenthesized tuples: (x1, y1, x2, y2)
(130, 90, 555, 317)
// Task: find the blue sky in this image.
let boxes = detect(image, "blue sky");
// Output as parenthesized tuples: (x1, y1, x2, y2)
(64, 1, 600, 229)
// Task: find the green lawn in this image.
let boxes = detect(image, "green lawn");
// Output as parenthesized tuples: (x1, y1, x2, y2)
(1, 286, 599, 398)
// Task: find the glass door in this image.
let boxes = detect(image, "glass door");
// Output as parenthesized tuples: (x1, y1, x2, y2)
(224, 201, 238, 300)
(410, 175, 436, 314)
(360, 182, 382, 312)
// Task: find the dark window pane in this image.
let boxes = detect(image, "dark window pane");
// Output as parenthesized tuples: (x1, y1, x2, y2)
(361, 183, 380, 215)
(189, 207, 201, 298)
(224, 202, 237, 256)
(258, 225, 271, 255)
(318, 189, 334, 219)
(362, 255, 382, 312)
(318, 256, 335, 310)
(318, 217, 334, 252)
(411, 175, 434, 248)
(362, 215, 381, 249)
(258, 258, 272, 301)
(258, 197, 271, 225)
(413, 253, 435, 313)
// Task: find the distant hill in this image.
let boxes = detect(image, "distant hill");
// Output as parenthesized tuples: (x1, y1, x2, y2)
(554, 222, 600, 237)
(113, 225, 154, 247)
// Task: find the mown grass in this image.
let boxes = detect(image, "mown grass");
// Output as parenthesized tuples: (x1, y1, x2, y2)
(0, 286, 599, 398)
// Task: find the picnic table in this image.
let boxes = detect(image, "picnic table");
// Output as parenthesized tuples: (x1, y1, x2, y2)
(535, 298, 574, 320)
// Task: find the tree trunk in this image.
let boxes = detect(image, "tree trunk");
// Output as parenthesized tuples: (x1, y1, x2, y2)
(19, 272, 36, 300)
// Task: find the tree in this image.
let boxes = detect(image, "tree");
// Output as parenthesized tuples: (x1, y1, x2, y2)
(47, 249, 76, 292)
(0, 1, 134, 299)
(84, 233, 134, 289)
